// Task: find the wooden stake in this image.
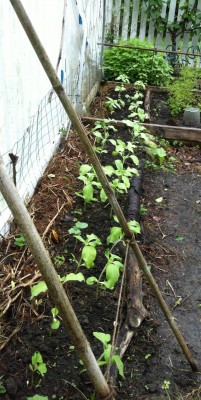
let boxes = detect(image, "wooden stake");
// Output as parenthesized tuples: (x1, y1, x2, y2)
(9, 0, 200, 373)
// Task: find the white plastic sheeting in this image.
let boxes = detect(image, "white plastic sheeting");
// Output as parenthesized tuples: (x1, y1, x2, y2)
(0, 0, 104, 236)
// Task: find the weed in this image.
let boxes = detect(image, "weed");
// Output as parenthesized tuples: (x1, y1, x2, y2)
(14, 234, 26, 247)
(29, 351, 47, 386)
(54, 255, 65, 267)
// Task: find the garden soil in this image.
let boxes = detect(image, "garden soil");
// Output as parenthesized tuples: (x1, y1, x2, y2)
(0, 83, 201, 400)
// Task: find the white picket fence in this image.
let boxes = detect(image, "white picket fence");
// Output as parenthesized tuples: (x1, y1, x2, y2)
(0, 0, 104, 236)
(105, 0, 201, 63)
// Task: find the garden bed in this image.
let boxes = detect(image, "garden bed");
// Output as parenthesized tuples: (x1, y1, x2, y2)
(0, 82, 201, 400)
(87, 82, 201, 143)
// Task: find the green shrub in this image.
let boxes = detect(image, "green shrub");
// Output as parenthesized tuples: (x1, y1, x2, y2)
(103, 38, 173, 86)
(168, 66, 201, 116)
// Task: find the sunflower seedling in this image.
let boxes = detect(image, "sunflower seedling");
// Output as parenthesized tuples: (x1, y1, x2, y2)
(93, 332, 124, 378)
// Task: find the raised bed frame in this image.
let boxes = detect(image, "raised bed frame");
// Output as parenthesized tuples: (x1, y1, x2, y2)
(83, 82, 201, 144)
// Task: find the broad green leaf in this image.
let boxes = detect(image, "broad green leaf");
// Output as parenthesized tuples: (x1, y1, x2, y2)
(82, 246, 97, 268)
(30, 281, 47, 299)
(122, 175, 130, 188)
(128, 220, 141, 234)
(129, 154, 139, 165)
(104, 263, 120, 289)
(37, 363, 47, 376)
(86, 234, 101, 245)
(83, 184, 94, 203)
(75, 221, 88, 229)
(103, 165, 115, 176)
(86, 276, 98, 285)
(93, 332, 111, 345)
(115, 159, 123, 171)
(32, 352, 43, 366)
(107, 227, 122, 244)
(79, 164, 92, 175)
(61, 272, 85, 283)
(51, 319, 60, 330)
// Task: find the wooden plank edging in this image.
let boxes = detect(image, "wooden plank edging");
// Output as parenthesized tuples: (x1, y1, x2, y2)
(82, 116, 201, 143)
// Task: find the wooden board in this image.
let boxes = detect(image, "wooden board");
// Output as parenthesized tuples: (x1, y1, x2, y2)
(82, 116, 201, 144)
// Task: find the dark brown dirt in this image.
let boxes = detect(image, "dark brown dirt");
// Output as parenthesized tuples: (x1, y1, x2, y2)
(0, 83, 201, 400)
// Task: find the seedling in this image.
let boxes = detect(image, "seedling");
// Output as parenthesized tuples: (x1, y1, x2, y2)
(92, 119, 117, 152)
(76, 233, 102, 269)
(144, 353, 151, 360)
(50, 307, 60, 335)
(93, 332, 124, 378)
(105, 97, 125, 114)
(162, 380, 171, 400)
(54, 255, 65, 267)
(109, 138, 139, 166)
(29, 351, 47, 385)
(14, 234, 26, 247)
(76, 164, 99, 206)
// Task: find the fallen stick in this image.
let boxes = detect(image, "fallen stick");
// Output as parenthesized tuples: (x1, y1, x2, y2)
(109, 162, 148, 386)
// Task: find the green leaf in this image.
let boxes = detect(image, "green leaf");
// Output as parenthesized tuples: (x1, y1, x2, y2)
(37, 363, 47, 376)
(104, 262, 120, 289)
(100, 188, 107, 202)
(93, 332, 111, 345)
(86, 234, 101, 245)
(103, 344, 112, 363)
(0, 386, 6, 394)
(51, 319, 60, 330)
(75, 221, 88, 229)
(175, 236, 184, 242)
(129, 154, 139, 165)
(107, 227, 122, 244)
(32, 351, 43, 366)
(82, 246, 97, 268)
(128, 220, 141, 234)
(30, 281, 47, 299)
(113, 355, 125, 378)
(79, 164, 92, 175)
(61, 272, 85, 283)
(104, 165, 115, 176)
(86, 276, 98, 285)
(83, 184, 94, 203)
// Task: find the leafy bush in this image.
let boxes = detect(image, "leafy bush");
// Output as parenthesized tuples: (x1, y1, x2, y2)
(168, 66, 201, 116)
(103, 38, 173, 86)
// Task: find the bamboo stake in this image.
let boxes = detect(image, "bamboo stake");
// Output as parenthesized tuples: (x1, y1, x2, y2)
(98, 42, 201, 59)
(9, 0, 199, 372)
(0, 156, 112, 399)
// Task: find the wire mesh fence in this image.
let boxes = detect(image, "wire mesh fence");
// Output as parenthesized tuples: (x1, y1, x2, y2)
(0, 62, 102, 237)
